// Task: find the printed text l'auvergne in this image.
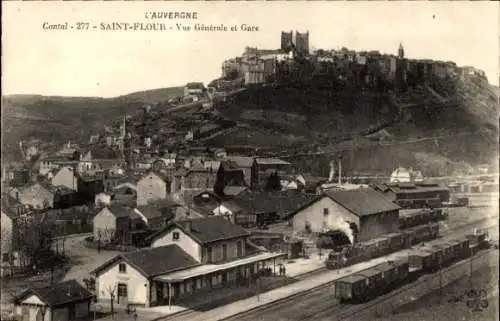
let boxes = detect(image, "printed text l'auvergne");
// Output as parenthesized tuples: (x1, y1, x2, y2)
(144, 12, 199, 19)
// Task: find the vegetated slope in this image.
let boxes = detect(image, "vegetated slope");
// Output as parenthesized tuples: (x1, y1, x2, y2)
(117, 86, 184, 104)
(1, 87, 184, 160)
(217, 76, 498, 175)
(219, 85, 395, 141)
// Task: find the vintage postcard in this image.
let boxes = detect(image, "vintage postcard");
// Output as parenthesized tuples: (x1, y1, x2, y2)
(1, 1, 498, 321)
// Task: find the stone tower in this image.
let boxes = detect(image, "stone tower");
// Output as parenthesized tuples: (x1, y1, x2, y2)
(281, 30, 293, 52)
(294, 31, 310, 56)
(396, 42, 407, 91)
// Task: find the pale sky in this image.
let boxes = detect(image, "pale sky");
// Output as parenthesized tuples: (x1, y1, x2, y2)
(2, 1, 499, 97)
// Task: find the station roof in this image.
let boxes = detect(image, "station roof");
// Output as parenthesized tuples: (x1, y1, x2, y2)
(154, 252, 284, 282)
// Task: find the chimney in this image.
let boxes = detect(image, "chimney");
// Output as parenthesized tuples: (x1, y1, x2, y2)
(184, 220, 192, 233)
(328, 161, 335, 182)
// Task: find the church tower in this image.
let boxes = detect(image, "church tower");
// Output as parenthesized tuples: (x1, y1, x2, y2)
(398, 42, 405, 59)
(119, 115, 126, 158)
(396, 42, 407, 91)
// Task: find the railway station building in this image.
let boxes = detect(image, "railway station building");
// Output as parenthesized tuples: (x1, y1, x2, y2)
(285, 188, 401, 242)
(91, 216, 284, 308)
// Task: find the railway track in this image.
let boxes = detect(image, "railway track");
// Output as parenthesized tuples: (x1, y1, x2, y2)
(218, 218, 497, 321)
(311, 249, 497, 321)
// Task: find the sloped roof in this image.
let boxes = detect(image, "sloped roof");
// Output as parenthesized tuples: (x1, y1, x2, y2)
(232, 192, 278, 214)
(148, 216, 250, 245)
(255, 158, 290, 165)
(82, 146, 122, 160)
(218, 201, 242, 214)
(225, 156, 254, 168)
(100, 205, 137, 219)
(223, 186, 248, 196)
(13, 280, 93, 307)
(91, 245, 199, 278)
(324, 188, 401, 217)
(135, 200, 180, 220)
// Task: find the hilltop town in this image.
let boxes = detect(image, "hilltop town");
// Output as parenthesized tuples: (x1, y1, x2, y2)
(1, 30, 498, 321)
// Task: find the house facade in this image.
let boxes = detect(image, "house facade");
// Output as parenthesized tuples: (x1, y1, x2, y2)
(91, 217, 283, 308)
(51, 166, 78, 191)
(136, 171, 171, 206)
(15, 183, 54, 209)
(93, 206, 142, 244)
(1, 197, 36, 274)
(251, 158, 292, 189)
(286, 188, 401, 242)
(13, 280, 94, 321)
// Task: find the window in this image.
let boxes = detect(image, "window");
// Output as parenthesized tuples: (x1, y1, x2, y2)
(237, 241, 243, 257)
(222, 244, 228, 261)
(207, 247, 213, 263)
(323, 208, 329, 216)
(2, 253, 10, 263)
(117, 283, 128, 297)
(172, 232, 180, 241)
(119, 263, 127, 273)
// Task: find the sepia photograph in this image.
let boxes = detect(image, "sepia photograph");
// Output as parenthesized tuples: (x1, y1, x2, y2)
(1, 1, 499, 321)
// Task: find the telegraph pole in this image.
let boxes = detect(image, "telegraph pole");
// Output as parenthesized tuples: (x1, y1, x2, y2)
(469, 254, 473, 290)
(439, 261, 443, 302)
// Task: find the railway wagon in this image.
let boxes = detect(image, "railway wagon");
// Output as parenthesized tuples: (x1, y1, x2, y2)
(334, 260, 410, 303)
(334, 275, 366, 302)
(414, 247, 442, 272)
(374, 260, 410, 294)
(431, 243, 455, 267)
(396, 197, 441, 209)
(350, 267, 384, 302)
(402, 222, 440, 247)
(399, 209, 446, 229)
(387, 232, 404, 251)
(447, 239, 469, 261)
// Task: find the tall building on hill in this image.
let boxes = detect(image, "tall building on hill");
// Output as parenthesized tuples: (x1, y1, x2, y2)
(281, 30, 293, 52)
(294, 31, 310, 56)
(396, 42, 407, 91)
(118, 115, 126, 158)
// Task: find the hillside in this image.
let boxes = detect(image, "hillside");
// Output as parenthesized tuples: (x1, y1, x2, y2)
(1, 87, 184, 160)
(212, 76, 498, 176)
(2, 76, 498, 177)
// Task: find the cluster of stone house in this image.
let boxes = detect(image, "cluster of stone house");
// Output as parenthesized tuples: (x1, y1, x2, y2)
(215, 30, 487, 93)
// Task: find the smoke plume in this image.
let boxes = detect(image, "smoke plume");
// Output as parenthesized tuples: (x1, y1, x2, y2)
(323, 213, 354, 244)
(328, 161, 336, 182)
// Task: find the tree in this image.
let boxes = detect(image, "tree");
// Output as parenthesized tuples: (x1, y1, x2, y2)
(213, 165, 226, 197)
(1, 225, 13, 268)
(105, 284, 117, 318)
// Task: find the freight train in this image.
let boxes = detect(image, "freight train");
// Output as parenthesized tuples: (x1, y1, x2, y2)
(325, 222, 440, 269)
(334, 230, 489, 303)
(398, 208, 448, 229)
